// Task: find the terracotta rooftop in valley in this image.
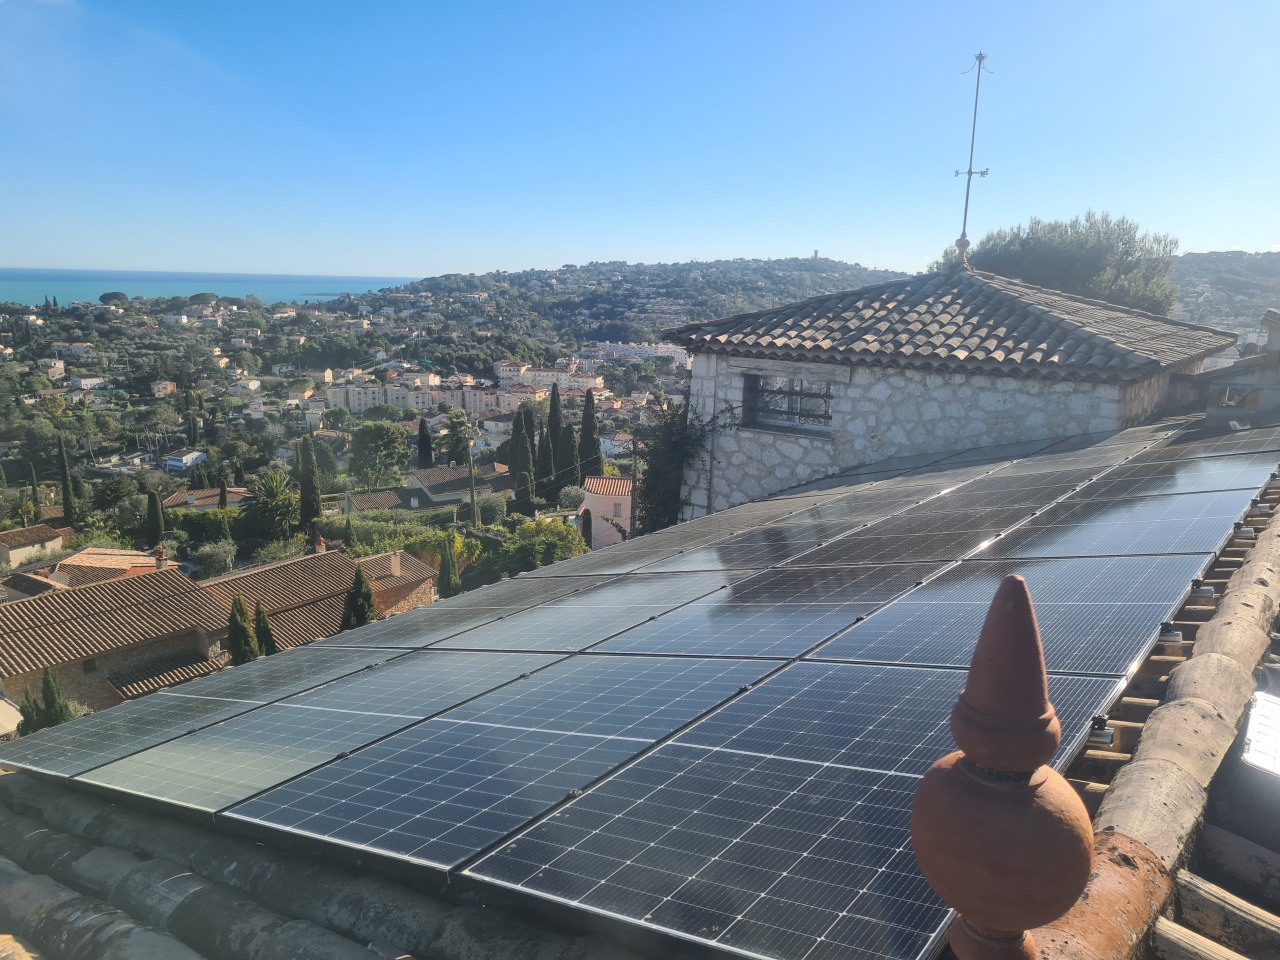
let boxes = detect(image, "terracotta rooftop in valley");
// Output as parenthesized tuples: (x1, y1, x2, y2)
(663, 267, 1236, 381)
(202, 550, 359, 615)
(161, 486, 253, 510)
(51, 548, 158, 588)
(583, 475, 633, 498)
(0, 568, 230, 676)
(0, 525, 64, 550)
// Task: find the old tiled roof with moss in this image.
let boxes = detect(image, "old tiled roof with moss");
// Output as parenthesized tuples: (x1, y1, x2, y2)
(201, 550, 359, 616)
(0, 568, 231, 676)
(663, 267, 1236, 381)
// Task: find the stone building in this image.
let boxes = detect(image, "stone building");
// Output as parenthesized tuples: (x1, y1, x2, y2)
(666, 266, 1236, 516)
(0, 526, 65, 568)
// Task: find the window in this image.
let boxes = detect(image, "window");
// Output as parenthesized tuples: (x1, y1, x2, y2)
(744, 375, 833, 435)
(613, 502, 623, 518)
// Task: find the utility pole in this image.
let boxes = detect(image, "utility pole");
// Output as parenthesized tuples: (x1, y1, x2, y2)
(953, 51, 991, 262)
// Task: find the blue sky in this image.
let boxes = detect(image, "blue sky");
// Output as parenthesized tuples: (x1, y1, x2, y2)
(1, 0, 1277, 277)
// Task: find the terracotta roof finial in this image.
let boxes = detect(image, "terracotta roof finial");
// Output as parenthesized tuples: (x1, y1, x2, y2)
(910, 575, 1094, 960)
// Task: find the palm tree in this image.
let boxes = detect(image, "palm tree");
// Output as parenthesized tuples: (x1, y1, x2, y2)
(247, 469, 301, 539)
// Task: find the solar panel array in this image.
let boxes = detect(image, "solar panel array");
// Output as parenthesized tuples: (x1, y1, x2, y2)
(3, 418, 1278, 960)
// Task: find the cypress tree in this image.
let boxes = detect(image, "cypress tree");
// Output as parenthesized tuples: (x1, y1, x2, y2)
(547, 384, 564, 490)
(341, 567, 377, 630)
(218, 479, 229, 509)
(556, 422, 579, 491)
(40, 668, 75, 726)
(187, 416, 199, 446)
(29, 465, 41, 525)
(438, 541, 461, 598)
(0, 462, 8, 489)
(17, 686, 43, 736)
(521, 406, 536, 452)
(579, 389, 603, 478)
(227, 594, 260, 665)
(233, 459, 245, 485)
(344, 516, 356, 546)
(57, 435, 75, 523)
(254, 599, 278, 656)
(580, 508, 593, 550)
(417, 418, 434, 469)
(514, 471, 535, 515)
(144, 491, 165, 547)
(298, 435, 321, 531)
(508, 410, 526, 473)
(535, 424, 555, 500)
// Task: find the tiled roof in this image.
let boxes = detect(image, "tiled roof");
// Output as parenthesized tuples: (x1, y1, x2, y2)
(583, 476, 633, 498)
(0, 569, 231, 676)
(346, 491, 406, 512)
(53, 549, 157, 588)
(267, 594, 348, 649)
(108, 651, 227, 699)
(356, 551, 437, 589)
(162, 487, 253, 510)
(409, 465, 473, 491)
(663, 267, 1237, 382)
(0, 573, 63, 599)
(202, 550, 359, 615)
(0, 525, 64, 550)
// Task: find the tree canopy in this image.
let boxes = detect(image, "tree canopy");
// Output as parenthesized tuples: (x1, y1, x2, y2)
(931, 211, 1179, 315)
(349, 422, 410, 489)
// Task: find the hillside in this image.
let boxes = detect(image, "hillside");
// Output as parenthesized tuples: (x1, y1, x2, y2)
(1170, 251, 1280, 334)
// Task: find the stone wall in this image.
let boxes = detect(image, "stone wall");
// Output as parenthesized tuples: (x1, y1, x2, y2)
(681, 354, 1170, 517)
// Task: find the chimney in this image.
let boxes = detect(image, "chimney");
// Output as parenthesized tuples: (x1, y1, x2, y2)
(186, 491, 196, 506)
(389, 551, 401, 577)
(154, 546, 168, 570)
(314, 535, 326, 554)
(1264, 308, 1280, 372)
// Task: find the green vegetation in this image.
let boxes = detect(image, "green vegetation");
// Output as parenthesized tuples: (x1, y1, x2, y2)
(17, 668, 88, 736)
(227, 594, 260, 664)
(931, 211, 1179, 315)
(341, 566, 377, 630)
(634, 402, 705, 534)
(254, 599, 278, 655)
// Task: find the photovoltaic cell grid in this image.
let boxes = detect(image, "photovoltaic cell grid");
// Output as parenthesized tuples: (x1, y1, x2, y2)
(1129, 425, 1280, 464)
(985, 488, 1257, 559)
(812, 554, 1212, 675)
(224, 656, 775, 868)
(598, 564, 942, 658)
(430, 573, 743, 652)
(313, 575, 617, 649)
(1069, 452, 1278, 501)
(76, 652, 567, 812)
(0, 646, 398, 778)
(468, 665, 1121, 960)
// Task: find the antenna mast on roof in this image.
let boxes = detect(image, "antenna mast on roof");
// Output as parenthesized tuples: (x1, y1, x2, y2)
(954, 51, 990, 265)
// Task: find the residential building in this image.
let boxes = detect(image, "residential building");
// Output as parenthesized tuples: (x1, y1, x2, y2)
(151, 380, 179, 399)
(161, 487, 253, 512)
(69, 375, 108, 390)
(0, 526, 65, 567)
(579, 475, 632, 548)
(162, 449, 207, 473)
(48, 548, 161, 588)
(227, 379, 262, 396)
(668, 266, 1236, 516)
(37, 359, 65, 380)
(407, 463, 512, 506)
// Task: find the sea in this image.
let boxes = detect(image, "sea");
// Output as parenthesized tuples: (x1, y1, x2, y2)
(0, 268, 419, 307)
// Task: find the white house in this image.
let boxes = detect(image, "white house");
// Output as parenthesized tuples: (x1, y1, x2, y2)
(667, 266, 1236, 518)
(70, 375, 108, 390)
(162, 449, 207, 473)
(227, 379, 262, 396)
(579, 476, 633, 549)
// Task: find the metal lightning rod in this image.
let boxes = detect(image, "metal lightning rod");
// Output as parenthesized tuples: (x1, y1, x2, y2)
(954, 51, 990, 264)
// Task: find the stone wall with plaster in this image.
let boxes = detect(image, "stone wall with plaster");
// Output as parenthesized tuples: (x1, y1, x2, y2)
(682, 353, 1180, 518)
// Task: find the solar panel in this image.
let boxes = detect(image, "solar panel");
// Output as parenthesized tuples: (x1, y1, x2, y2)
(791, 528, 1004, 566)
(224, 656, 775, 869)
(430, 573, 740, 651)
(985, 488, 1256, 559)
(941, 467, 1101, 508)
(158, 646, 400, 703)
(1070, 453, 1278, 501)
(1129, 426, 1280, 464)
(468, 664, 1119, 960)
(598, 565, 941, 658)
(812, 554, 1213, 675)
(927, 436, 1061, 466)
(637, 528, 837, 573)
(313, 576, 616, 649)
(77, 703, 416, 812)
(0, 691, 260, 778)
